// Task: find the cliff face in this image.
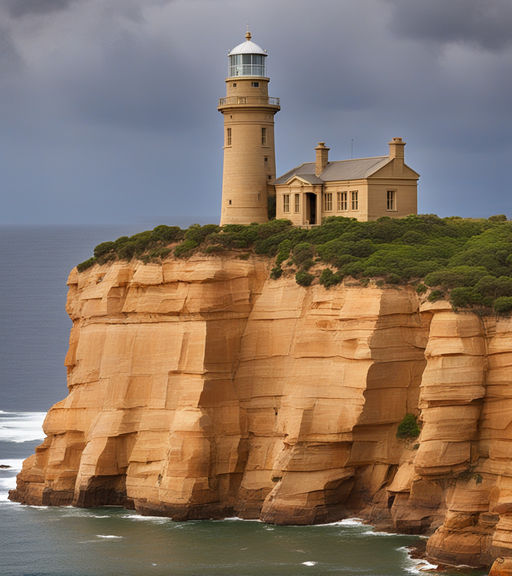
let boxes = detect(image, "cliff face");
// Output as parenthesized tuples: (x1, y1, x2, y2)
(9, 255, 512, 570)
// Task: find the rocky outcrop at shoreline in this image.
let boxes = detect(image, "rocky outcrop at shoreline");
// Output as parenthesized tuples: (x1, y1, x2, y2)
(9, 254, 512, 570)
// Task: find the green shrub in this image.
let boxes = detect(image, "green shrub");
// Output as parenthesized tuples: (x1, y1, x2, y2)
(428, 289, 444, 302)
(386, 273, 402, 285)
(185, 224, 220, 244)
(118, 241, 137, 260)
(152, 225, 184, 243)
(416, 283, 427, 294)
(174, 239, 198, 258)
(77, 257, 96, 272)
(397, 413, 420, 439)
(319, 268, 342, 288)
(295, 269, 314, 286)
(204, 244, 224, 254)
(94, 241, 116, 259)
(425, 266, 487, 289)
(270, 266, 283, 279)
(494, 297, 512, 315)
(276, 239, 292, 267)
(148, 247, 171, 259)
(450, 287, 482, 309)
(292, 242, 315, 267)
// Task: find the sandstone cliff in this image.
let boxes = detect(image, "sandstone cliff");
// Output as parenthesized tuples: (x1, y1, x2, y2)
(9, 255, 512, 571)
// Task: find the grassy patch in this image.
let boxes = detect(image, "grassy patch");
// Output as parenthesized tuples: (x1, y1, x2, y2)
(75, 215, 512, 314)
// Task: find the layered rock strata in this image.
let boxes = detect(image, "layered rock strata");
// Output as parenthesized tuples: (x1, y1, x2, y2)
(9, 255, 512, 570)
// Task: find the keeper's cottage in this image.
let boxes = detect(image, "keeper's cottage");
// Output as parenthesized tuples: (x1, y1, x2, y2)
(219, 32, 419, 226)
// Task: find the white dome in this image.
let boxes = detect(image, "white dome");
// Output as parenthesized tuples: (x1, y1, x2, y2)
(228, 33, 267, 57)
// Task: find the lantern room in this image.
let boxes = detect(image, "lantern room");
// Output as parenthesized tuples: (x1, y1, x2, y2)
(228, 31, 267, 78)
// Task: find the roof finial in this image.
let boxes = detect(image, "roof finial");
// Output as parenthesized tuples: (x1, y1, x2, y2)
(245, 25, 251, 41)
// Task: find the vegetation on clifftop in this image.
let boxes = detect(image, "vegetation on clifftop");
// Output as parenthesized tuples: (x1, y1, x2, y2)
(77, 214, 512, 315)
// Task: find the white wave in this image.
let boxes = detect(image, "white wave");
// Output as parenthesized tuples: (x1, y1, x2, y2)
(0, 411, 46, 443)
(338, 517, 365, 526)
(307, 517, 365, 527)
(0, 476, 17, 499)
(120, 514, 170, 523)
(0, 459, 24, 501)
(302, 561, 317, 566)
(222, 516, 262, 523)
(362, 528, 404, 537)
(398, 546, 438, 574)
(92, 515, 110, 519)
(96, 534, 123, 539)
(0, 458, 24, 471)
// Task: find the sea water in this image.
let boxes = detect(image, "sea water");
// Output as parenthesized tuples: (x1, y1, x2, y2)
(0, 227, 486, 576)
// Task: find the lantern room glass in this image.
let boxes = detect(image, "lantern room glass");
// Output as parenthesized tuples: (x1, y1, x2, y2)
(229, 54, 266, 77)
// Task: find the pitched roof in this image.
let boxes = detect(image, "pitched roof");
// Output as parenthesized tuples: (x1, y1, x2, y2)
(275, 156, 391, 185)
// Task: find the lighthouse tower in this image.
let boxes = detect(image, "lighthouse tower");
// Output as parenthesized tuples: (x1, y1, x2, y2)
(218, 31, 280, 225)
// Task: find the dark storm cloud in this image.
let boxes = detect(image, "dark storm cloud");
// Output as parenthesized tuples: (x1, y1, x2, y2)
(0, 0, 510, 225)
(0, 25, 23, 73)
(65, 33, 202, 132)
(387, 0, 512, 51)
(3, 0, 80, 18)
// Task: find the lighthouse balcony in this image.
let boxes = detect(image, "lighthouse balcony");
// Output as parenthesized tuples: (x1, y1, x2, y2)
(218, 95, 280, 107)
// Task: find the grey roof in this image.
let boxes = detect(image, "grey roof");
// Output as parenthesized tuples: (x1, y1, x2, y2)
(275, 156, 391, 185)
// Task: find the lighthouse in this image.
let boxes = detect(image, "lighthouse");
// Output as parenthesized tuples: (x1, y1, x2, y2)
(218, 31, 280, 225)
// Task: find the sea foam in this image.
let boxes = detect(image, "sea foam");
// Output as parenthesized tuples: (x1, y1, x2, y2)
(0, 411, 46, 443)
(0, 458, 24, 501)
(398, 546, 438, 574)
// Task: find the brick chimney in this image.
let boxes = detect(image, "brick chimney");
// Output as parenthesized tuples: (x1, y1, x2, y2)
(315, 142, 329, 176)
(388, 137, 405, 160)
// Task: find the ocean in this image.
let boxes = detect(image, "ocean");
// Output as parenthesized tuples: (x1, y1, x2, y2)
(0, 226, 485, 576)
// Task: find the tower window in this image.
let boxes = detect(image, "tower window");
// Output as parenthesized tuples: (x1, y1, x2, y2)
(387, 190, 396, 210)
(264, 156, 268, 163)
(283, 194, 290, 213)
(337, 191, 347, 211)
(268, 175, 272, 180)
(251, 81, 259, 88)
(294, 194, 300, 213)
(261, 127, 267, 146)
(228, 200, 232, 205)
(232, 83, 237, 87)
(351, 190, 359, 210)
(324, 192, 333, 211)
(226, 127, 232, 146)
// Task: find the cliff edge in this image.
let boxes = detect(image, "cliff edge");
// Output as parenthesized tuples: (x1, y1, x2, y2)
(9, 254, 512, 570)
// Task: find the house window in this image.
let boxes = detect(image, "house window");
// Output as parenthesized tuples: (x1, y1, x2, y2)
(283, 194, 290, 213)
(387, 190, 396, 211)
(324, 192, 333, 211)
(261, 127, 267, 145)
(251, 81, 259, 87)
(226, 127, 232, 146)
(337, 191, 347, 211)
(351, 190, 359, 210)
(294, 194, 300, 213)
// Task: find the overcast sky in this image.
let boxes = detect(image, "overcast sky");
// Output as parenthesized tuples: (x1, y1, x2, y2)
(0, 0, 511, 226)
